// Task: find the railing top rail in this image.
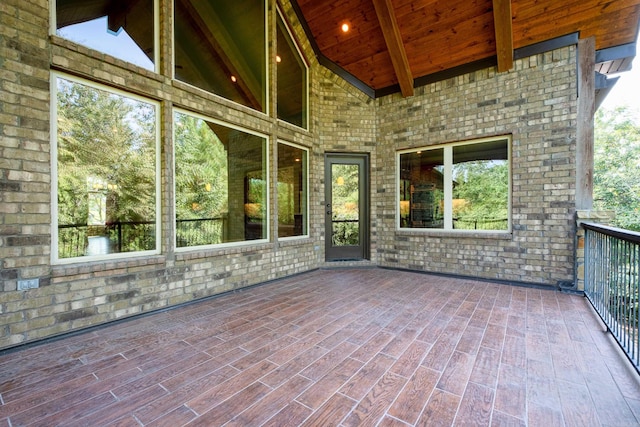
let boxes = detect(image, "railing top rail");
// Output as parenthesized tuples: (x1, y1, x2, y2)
(582, 221, 640, 244)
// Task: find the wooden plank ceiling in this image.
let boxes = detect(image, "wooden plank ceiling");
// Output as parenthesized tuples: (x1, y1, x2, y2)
(293, 0, 640, 96)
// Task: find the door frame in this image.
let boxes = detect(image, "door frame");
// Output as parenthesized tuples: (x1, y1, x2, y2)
(324, 153, 370, 261)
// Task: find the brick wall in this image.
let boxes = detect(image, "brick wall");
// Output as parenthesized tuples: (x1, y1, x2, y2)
(0, 0, 580, 350)
(0, 0, 324, 349)
(375, 48, 578, 286)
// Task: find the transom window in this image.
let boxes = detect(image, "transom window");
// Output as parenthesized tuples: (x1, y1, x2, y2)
(276, 9, 308, 129)
(174, 110, 268, 248)
(53, 74, 160, 261)
(174, 0, 267, 113)
(398, 137, 511, 232)
(54, 0, 157, 72)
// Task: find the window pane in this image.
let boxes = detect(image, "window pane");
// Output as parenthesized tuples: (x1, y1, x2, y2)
(452, 140, 509, 230)
(56, 0, 155, 71)
(277, 12, 307, 128)
(278, 143, 307, 238)
(56, 78, 158, 259)
(174, 0, 266, 112)
(399, 149, 445, 229)
(174, 112, 267, 247)
(332, 164, 360, 245)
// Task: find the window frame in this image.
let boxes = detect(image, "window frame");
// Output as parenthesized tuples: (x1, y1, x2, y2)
(277, 140, 310, 240)
(275, 7, 310, 131)
(50, 0, 160, 74)
(171, 0, 270, 117)
(172, 108, 271, 252)
(396, 135, 512, 234)
(50, 72, 162, 264)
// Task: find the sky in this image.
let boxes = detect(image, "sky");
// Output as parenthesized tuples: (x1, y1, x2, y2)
(58, 17, 154, 71)
(599, 45, 640, 117)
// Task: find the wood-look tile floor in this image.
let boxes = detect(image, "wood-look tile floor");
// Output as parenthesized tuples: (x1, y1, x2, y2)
(2, 268, 640, 426)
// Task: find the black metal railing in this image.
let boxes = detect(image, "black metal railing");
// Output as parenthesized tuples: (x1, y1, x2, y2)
(59, 217, 226, 257)
(176, 217, 226, 247)
(583, 222, 640, 372)
(59, 221, 156, 258)
(453, 217, 508, 230)
(332, 219, 359, 246)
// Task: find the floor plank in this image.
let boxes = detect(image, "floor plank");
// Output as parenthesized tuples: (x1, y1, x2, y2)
(0, 268, 638, 426)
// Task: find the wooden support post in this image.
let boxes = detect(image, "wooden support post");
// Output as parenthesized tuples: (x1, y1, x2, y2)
(576, 37, 595, 210)
(492, 0, 514, 72)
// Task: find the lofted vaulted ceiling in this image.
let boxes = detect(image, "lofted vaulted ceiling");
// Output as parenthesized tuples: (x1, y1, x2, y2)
(291, 0, 640, 98)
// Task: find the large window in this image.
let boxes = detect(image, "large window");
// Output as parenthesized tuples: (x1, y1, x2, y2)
(53, 75, 160, 261)
(174, 0, 267, 112)
(278, 142, 308, 238)
(399, 137, 510, 231)
(174, 111, 268, 248)
(276, 9, 308, 129)
(54, 0, 157, 71)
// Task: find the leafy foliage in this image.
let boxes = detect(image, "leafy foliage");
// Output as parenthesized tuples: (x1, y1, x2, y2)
(331, 163, 360, 245)
(57, 79, 156, 226)
(594, 107, 640, 231)
(452, 160, 509, 229)
(174, 114, 228, 220)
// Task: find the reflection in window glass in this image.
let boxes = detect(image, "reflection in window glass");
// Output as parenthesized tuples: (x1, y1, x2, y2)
(399, 138, 510, 231)
(277, 11, 308, 128)
(331, 164, 360, 245)
(453, 141, 509, 230)
(278, 143, 308, 238)
(399, 149, 445, 229)
(174, 111, 267, 247)
(174, 0, 266, 112)
(56, 0, 155, 71)
(55, 77, 158, 259)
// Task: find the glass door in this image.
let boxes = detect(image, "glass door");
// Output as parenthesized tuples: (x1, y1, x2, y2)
(324, 154, 369, 261)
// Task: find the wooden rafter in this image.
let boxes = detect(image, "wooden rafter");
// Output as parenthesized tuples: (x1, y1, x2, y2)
(106, 2, 132, 34)
(372, 0, 414, 97)
(492, 0, 514, 72)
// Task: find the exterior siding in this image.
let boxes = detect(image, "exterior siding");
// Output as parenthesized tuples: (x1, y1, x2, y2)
(0, 0, 578, 350)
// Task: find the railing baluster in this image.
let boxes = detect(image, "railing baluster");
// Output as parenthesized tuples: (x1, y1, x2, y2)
(583, 222, 640, 373)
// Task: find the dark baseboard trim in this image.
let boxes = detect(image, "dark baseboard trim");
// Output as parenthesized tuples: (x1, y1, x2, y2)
(0, 268, 319, 356)
(378, 265, 580, 294)
(0, 265, 582, 355)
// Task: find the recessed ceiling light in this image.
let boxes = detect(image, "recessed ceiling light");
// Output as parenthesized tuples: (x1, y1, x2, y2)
(341, 23, 350, 33)
(231, 75, 237, 83)
(276, 55, 282, 63)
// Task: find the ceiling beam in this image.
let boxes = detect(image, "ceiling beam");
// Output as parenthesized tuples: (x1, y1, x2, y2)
(372, 0, 414, 97)
(492, 0, 514, 72)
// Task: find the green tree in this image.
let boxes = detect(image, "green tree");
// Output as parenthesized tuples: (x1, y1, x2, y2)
(174, 114, 228, 220)
(331, 164, 360, 244)
(452, 160, 508, 229)
(57, 79, 156, 225)
(173, 113, 230, 246)
(594, 106, 640, 231)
